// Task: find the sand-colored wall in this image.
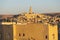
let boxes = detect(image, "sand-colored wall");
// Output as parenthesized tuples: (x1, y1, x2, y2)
(48, 24, 58, 40)
(13, 23, 48, 40)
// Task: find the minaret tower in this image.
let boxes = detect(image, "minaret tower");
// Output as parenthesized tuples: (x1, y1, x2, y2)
(29, 6, 32, 14)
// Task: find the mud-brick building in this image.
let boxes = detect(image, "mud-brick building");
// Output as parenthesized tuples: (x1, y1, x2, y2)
(0, 22, 58, 40)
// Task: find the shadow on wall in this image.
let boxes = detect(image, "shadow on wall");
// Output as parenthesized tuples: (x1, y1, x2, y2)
(58, 22, 60, 40)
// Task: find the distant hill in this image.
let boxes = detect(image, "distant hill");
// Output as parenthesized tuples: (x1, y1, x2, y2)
(44, 13, 60, 17)
(0, 13, 60, 19)
(0, 15, 14, 19)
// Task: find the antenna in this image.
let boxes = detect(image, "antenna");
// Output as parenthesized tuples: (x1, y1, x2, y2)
(29, 0, 33, 14)
(30, 0, 32, 6)
(29, 6, 32, 14)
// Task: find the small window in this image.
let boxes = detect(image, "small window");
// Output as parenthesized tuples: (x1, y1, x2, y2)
(19, 33, 21, 36)
(31, 37, 35, 40)
(45, 35, 47, 39)
(52, 34, 55, 39)
(23, 33, 25, 36)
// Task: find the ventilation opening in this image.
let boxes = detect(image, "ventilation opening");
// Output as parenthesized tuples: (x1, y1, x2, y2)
(52, 34, 55, 39)
(19, 33, 21, 36)
(31, 37, 35, 40)
(45, 35, 47, 39)
(23, 33, 25, 36)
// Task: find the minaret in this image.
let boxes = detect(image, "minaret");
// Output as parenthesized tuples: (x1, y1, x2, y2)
(29, 6, 32, 14)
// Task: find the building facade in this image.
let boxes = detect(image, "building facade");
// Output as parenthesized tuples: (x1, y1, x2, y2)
(0, 22, 58, 40)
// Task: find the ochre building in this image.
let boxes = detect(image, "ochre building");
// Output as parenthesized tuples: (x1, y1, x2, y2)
(0, 22, 58, 40)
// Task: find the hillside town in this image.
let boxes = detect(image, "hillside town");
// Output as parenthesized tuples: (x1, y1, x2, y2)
(0, 7, 60, 40)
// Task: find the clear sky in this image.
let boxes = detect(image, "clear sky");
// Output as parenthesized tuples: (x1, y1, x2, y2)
(0, 0, 60, 14)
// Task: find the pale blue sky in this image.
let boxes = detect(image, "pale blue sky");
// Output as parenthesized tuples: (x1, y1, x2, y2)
(0, 0, 60, 14)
